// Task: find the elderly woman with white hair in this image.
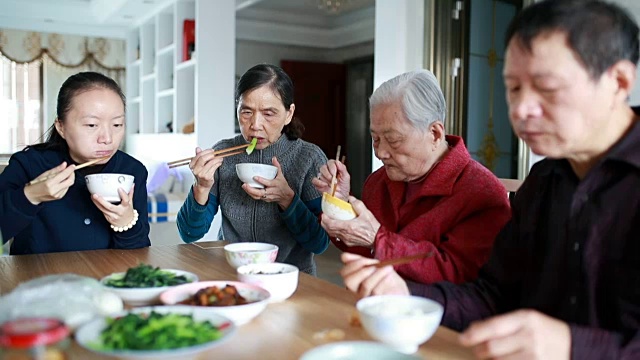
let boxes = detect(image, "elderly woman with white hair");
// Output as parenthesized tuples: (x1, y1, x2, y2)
(313, 69, 510, 285)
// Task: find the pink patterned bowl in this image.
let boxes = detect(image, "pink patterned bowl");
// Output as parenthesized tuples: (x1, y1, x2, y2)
(223, 242, 278, 269)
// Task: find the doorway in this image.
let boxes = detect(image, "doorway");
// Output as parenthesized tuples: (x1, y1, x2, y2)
(281, 58, 373, 198)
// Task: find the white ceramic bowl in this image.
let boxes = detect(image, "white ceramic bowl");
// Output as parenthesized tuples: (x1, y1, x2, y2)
(223, 242, 279, 269)
(100, 269, 198, 306)
(300, 341, 421, 360)
(85, 173, 135, 203)
(236, 262, 299, 302)
(356, 295, 444, 354)
(235, 163, 277, 188)
(159, 280, 270, 325)
(321, 192, 356, 221)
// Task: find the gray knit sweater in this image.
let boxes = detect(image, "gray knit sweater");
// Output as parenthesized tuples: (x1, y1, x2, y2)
(211, 134, 328, 274)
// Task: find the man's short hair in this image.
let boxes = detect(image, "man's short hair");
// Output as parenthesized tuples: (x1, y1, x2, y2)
(505, 0, 639, 79)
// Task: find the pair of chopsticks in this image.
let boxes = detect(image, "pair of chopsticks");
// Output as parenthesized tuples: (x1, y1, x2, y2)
(27, 156, 110, 186)
(167, 143, 250, 169)
(370, 251, 435, 269)
(329, 146, 346, 197)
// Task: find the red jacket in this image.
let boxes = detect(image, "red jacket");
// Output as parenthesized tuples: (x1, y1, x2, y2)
(336, 135, 511, 284)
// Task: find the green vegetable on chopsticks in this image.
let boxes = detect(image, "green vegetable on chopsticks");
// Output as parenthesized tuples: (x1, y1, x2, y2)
(95, 312, 225, 351)
(246, 137, 258, 155)
(104, 264, 191, 288)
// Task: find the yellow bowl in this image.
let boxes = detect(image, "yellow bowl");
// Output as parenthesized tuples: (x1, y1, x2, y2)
(321, 193, 356, 220)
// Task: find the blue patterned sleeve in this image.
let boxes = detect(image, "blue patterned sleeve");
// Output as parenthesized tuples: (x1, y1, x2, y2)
(177, 186, 219, 243)
(279, 194, 329, 254)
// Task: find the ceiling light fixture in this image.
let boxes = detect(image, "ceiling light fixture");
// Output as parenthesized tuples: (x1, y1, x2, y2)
(316, 0, 350, 14)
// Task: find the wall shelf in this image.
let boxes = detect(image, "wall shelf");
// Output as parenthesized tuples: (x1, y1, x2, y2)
(142, 73, 156, 82)
(157, 88, 175, 98)
(157, 44, 175, 56)
(125, 0, 235, 153)
(176, 58, 196, 71)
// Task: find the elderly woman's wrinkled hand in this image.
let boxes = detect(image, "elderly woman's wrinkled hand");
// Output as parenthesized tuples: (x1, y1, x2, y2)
(321, 196, 380, 248)
(340, 252, 410, 298)
(312, 159, 350, 200)
(190, 147, 223, 189)
(243, 156, 295, 210)
(189, 147, 224, 205)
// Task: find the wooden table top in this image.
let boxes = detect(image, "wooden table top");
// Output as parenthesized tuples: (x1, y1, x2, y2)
(0, 244, 473, 359)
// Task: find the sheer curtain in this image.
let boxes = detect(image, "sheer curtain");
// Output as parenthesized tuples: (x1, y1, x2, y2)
(0, 28, 125, 155)
(43, 57, 126, 130)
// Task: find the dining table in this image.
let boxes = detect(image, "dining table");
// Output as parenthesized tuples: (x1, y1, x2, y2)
(0, 243, 474, 359)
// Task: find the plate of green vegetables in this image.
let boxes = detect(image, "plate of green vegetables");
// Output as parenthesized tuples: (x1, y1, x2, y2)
(76, 306, 235, 359)
(100, 264, 198, 306)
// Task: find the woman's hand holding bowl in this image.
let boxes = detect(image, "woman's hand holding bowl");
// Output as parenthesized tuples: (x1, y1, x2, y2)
(321, 196, 381, 248)
(91, 184, 137, 229)
(242, 156, 295, 210)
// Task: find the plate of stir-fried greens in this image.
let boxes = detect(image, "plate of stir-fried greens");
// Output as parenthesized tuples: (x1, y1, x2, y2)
(76, 306, 235, 359)
(100, 264, 198, 306)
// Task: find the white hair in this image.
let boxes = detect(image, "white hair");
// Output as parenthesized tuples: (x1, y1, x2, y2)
(369, 69, 446, 131)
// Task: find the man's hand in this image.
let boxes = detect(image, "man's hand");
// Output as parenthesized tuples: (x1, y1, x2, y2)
(340, 252, 410, 298)
(460, 309, 571, 360)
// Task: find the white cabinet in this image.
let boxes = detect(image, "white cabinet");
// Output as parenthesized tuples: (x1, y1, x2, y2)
(125, 0, 235, 152)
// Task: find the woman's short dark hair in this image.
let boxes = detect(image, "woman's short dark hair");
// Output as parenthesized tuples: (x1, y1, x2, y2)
(236, 64, 304, 140)
(505, 0, 639, 80)
(32, 71, 125, 151)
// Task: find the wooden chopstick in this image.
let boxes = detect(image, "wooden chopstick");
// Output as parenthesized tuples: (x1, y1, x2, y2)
(329, 146, 342, 196)
(370, 251, 435, 268)
(27, 156, 110, 186)
(330, 155, 346, 197)
(167, 143, 250, 166)
(167, 150, 245, 169)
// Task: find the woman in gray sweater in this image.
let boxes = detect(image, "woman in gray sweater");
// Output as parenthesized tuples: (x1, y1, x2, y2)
(177, 64, 329, 275)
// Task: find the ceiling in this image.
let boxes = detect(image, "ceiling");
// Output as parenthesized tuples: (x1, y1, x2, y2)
(0, 0, 375, 39)
(1, 0, 638, 40)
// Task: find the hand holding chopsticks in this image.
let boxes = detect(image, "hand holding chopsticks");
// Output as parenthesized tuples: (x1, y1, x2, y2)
(167, 143, 250, 169)
(27, 156, 110, 186)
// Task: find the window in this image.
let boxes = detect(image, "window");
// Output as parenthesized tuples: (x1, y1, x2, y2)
(0, 55, 43, 156)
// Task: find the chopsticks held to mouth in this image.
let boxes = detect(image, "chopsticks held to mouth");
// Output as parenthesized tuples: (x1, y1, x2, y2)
(370, 252, 435, 269)
(167, 143, 250, 169)
(27, 156, 110, 186)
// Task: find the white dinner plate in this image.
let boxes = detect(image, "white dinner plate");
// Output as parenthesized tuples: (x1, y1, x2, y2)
(75, 306, 236, 359)
(300, 341, 422, 360)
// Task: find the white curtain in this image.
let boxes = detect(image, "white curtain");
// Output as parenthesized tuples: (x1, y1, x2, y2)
(0, 28, 126, 128)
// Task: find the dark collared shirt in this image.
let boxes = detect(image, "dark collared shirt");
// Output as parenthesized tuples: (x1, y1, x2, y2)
(411, 112, 640, 359)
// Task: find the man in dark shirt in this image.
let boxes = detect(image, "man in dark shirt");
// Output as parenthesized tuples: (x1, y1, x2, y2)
(340, 0, 640, 358)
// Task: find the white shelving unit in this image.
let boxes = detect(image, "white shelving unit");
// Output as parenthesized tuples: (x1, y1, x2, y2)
(125, 0, 235, 146)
